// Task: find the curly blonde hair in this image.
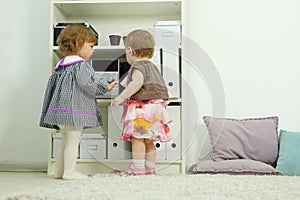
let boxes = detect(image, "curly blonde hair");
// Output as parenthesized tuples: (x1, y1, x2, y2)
(124, 29, 155, 58)
(56, 24, 97, 56)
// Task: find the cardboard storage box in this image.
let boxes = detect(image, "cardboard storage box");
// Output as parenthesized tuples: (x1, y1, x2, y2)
(154, 21, 181, 46)
(79, 133, 107, 159)
(53, 22, 98, 46)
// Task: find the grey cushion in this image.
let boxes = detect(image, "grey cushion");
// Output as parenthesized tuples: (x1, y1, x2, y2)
(193, 159, 280, 175)
(203, 116, 279, 166)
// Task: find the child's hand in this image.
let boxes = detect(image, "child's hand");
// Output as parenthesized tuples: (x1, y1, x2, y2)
(111, 95, 125, 108)
(107, 81, 119, 92)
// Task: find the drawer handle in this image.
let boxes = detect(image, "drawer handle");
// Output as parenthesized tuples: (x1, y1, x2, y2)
(87, 145, 98, 150)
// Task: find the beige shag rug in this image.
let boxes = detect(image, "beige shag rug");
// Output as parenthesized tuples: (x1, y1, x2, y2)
(3, 174, 300, 200)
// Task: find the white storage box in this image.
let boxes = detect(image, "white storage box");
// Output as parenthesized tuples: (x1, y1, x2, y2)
(166, 105, 181, 161)
(154, 21, 181, 46)
(108, 106, 132, 159)
(162, 47, 181, 98)
(52, 133, 80, 158)
(154, 142, 166, 160)
(79, 134, 107, 159)
(150, 48, 162, 73)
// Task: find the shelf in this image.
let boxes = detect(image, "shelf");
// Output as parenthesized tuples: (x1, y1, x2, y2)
(49, 0, 184, 174)
(53, 0, 181, 17)
(53, 46, 124, 50)
(48, 158, 183, 174)
(53, 46, 183, 59)
(53, 46, 125, 59)
(96, 98, 182, 103)
(168, 98, 182, 102)
(50, 158, 182, 164)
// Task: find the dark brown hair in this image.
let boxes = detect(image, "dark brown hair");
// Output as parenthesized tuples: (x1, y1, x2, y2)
(56, 24, 97, 56)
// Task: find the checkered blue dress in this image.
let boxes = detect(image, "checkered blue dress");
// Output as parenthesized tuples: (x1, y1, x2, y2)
(40, 56, 108, 130)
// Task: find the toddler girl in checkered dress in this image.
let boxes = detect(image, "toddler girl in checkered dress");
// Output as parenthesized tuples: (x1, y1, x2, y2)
(40, 24, 118, 180)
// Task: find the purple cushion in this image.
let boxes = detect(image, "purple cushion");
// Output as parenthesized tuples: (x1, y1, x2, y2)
(203, 116, 279, 166)
(193, 159, 280, 175)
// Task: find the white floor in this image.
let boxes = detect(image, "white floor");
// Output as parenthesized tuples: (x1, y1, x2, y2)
(0, 172, 58, 199)
(2, 172, 300, 200)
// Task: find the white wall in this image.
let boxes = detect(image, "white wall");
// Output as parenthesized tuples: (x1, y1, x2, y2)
(182, 0, 300, 171)
(0, 0, 50, 170)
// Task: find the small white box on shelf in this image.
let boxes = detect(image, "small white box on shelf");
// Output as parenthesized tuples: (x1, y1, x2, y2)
(154, 21, 181, 46)
(80, 134, 107, 159)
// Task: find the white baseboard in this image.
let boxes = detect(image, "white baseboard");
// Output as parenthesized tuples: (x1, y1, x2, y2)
(0, 161, 47, 172)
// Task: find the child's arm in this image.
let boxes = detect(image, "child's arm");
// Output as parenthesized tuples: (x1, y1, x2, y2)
(111, 69, 143, 107)
(107, 81, 119, 92)
(95, 81, 118, 95)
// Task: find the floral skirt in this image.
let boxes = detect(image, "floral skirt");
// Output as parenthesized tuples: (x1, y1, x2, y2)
(120, 99, 173, 142)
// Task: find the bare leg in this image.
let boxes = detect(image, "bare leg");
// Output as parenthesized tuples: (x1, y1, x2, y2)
(145, 139, 156, 175)
(145, 139, 156, 163)
(131, 137, 146, 160)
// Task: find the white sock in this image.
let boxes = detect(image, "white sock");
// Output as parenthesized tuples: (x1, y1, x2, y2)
(145, 160, 155, 168)
(132, 159, 145, 168)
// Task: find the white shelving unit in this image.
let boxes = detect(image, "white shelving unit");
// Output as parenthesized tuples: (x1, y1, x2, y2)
(48, 0, 184, 175)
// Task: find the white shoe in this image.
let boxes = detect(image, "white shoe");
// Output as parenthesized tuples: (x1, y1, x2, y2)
(48, 170, 63, 179)
(52, 174, 63, 179)
(63, 171, 88, 180)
